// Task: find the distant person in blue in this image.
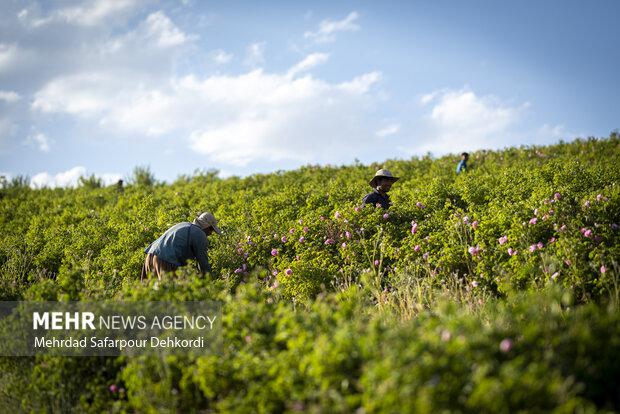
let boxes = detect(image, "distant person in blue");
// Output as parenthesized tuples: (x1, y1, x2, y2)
(456, 152, 469, 174)
(141, 211, 222, 281)
(361, 169, 400, 209)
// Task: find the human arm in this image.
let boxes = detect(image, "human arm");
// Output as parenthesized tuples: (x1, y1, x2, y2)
(191, 230, 212, 276)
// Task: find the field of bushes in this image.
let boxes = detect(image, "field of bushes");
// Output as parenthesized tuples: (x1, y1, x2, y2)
(0, 134, 619, 412)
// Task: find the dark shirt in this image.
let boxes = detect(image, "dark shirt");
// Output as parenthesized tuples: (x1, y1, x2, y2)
(145, 222, 211, 274)
(456, 159, 467, 174)
(362, 189, 391, 209)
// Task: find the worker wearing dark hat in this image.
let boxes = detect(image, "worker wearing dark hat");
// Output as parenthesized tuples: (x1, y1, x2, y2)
(141, 211, 222, 281)
(361, 169, 399, 209)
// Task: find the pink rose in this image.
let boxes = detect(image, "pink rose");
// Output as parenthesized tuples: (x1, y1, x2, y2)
(414, 244, 420, 252)
(499, 338, 513, 353)
(441, 330, 451, 342)
(468, 246, 480, 256)
(271, 248, 278, 257)
(498, 236, 508, 245)
(285, 268, 293, 276)
(529, 217, 538, 225)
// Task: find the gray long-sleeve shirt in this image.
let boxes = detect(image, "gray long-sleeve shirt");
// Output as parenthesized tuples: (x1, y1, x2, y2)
(144, 222, 211, 274)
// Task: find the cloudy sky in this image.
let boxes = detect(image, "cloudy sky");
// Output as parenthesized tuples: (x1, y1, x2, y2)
(1, 0, 619, 187)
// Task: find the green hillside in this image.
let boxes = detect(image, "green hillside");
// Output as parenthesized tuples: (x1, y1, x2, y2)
(0, 134, 619, 412)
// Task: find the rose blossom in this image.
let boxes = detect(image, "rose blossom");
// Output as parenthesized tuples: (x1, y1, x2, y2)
(499, 338, 513, 353)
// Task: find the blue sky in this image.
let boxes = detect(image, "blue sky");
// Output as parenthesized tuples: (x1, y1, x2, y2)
(0, 0, 618, 187)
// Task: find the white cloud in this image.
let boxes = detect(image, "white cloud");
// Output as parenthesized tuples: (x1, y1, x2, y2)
(304, 11, 360, 43)
(419, 92, 438, 106)
(0, 90, 20, 103)
(32, 73, 121, 115)
(28, 132, 51, 152)
(245, 42, 266, 67)
(0, 43, 20, 72)
(99, 173, 124, 185)
(211, 49, 233, 65)
(413, 87, 527, 154)
(537, 124, 568, 139)
(29, 166, 122, 188)
(338, 71, 381, 94)
(100, 10, 193, 54)
(31, 166, 86, 188)
(286, 53, 329, 78)
(31, 54, 384, 167)
(19, 0, 141, 27)
(142, 11, 193, 48)
(376, 124, 400, 138)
